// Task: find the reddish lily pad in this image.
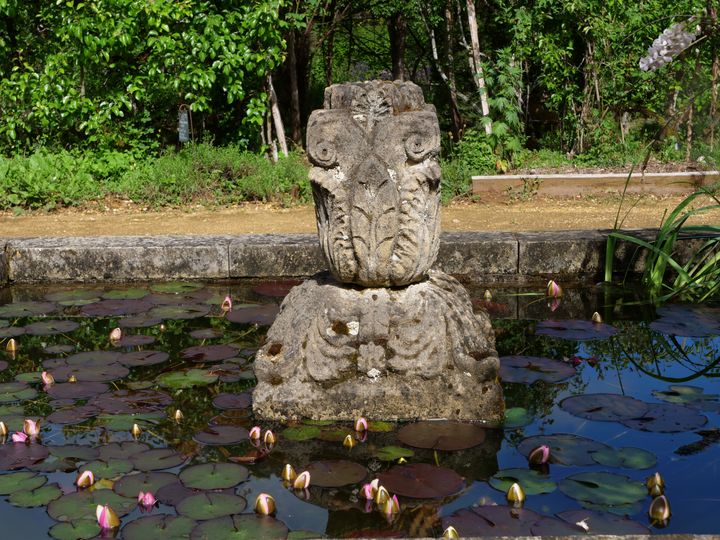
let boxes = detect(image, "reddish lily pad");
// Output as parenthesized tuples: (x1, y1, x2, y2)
(620, 402, 708, 433)
(397, 421, 486, 451)
(558, 472, 646, 506)
(46, 381, 109, 399)
(0, 471, 47, 494)
(50, 363, 129, 382)
(212, 392, 252, 410)
(305, 460, 368, 487)
(179, 463, 249, 490)
(535, 319, 618, 340)
(0, 326, 25, 338)
(0, 301, 56, 317)
(119, 315, 164, 328)
(181, 344, 238, 362)
(118, 350, 170, 367)
(190, 328, 223, 339)
(560, 393, 649, 422)
(379, 462, 464, 498)
(590, 447, 657, 469)
(176, 492, 247, 520)
(194, 425, 249, 446)
(190, 514, 289, 540)
(23, 320, 79, 336)
(500, 355, 576, 383)
(98, 441, 150, 461)
(123, 515, 197, 540)
(518, 434, 611, 466)
(47, 490, 136, 522)
(47, 405, 99, 425)
(64, 350, 122, 365)
(44, 344, 75, 354)
(49, 519, 101, 540)
(81, 299, 153, 317)
(48, 445, 99, 461)
(113, 471, 178, 498)
(9, 482, 62, 507)
(226, 305, 279, 326)
(131, 448, 186, 471)
(209, 409, 252, 428)
(156, 481, 198, 506)
(156, 369, 219, 389)
(650, 305, 720, 336)
(112, 334, 156, 347)
(90, 389, 173, 414)
(556, 509, 650, 534)
(443, 505, 540, 536)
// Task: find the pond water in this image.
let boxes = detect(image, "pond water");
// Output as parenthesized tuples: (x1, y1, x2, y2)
(0, 279, 718, 538)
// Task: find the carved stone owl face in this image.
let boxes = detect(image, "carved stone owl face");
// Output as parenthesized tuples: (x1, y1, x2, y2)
(306, 81, 442, 287)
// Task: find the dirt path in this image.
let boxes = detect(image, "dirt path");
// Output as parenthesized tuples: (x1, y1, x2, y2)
(1, 195, 718, 237)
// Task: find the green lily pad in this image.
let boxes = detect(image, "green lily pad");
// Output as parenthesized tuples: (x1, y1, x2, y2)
(123, 515, 196, 540)
(9, 482, 62, 507)
(518, 434, 612, 466)
(652, 385, 720, 412)
(0, 471, 47, 495)
(48, 445, 99, 461)
(46, 290, 102, 305)
(176, 492, 247, 520)
(560, 393, 649, 422)
(190, 514, 288, 540)
(24, 320, 80, 336)
(79, 459, 134, 479)
(375, 445, 415, 461)
(368, 421, 395, 432)
(503, 407, 534, 428)
(151, 282, 205, 294)
(131, 448, 186, 471)
(590, 447, 657, 469)
(155, 369, 218, 389)
(149, 304, 211, 320)
(559, 472, 646, 506)
(47, 490, 136, 522)
(0, 301, 56, 317)
(49, 519, 101, 540)
(0, 381, 37, 403)
(113, 471, 178, 498)
(301, 419, 335, 426)
(489, 468, 557, 495)
(103, 288, 149, 300)
(179, 463, 249, 490)
(397, 421, 486, 451)
(282, 425, 321, 441)
(96, 412, 164, 431)
(15, 371, 42, 383)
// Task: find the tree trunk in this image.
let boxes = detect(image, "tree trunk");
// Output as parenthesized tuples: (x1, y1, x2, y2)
(444, 2, 463, 138)
(464, 0, 492, 134)
(388, 12, 406, 80)
(267, 74, 288, 158)
(324, 0, 338, 86)
(287, 30, 302, 145)
(708, 0, 718, 150)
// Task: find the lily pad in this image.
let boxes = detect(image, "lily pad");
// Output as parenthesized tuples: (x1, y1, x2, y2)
(156, 369, 218, 389)
(442, 505, 541, 536)
(118, 350, 170, 367)
(212, 392, 252, 410)
(535, 319, 618, 340)
(282, 425, 322, 441)
(131, 448, 186, 471)
(0, 301, 56, 317)
(0, 471, 47, 495)
(518, 434, 611, 466)
(48, 445, 100, 461)
(0, 326, 25, 338)
(375, 446, 415, 461)
(46, 290, 102, 305)
(190, 328, 223, 339)
(151, 282, 205, 294)
(47, 405, 99, 425)
(96, 412, 164, 430)
(46, 381, 109, 399)
(149, 304, 211, 320)
(194, 425, 249, 446)
(500, 355, 576, 383)
(156, 481, 198, 506)
(44, 344, 75, 354)
(650, 304, 720, 336)
(64, 350, 122, 365)
(119, 315, 164, 328)
(81, 298, 152, 317)
(176, 492, 247, 520)
(305, 460, 368, 487)
(50, 363, 129, 382)
(620, 402, 708, 433)
(123, 515, 196, 540)
(113, 471, 178, 498)
(652, 385, 720, 412)
(226, 305, 279, 326)
(560, 393, 649, 422)
(182, 344, 238, 362)
(503, 407, 535, 428)
(590, 447, 657, 469)
(23, 320, 79, 336)
(559, 472, 646, 506)
(490, 468, 557, 495)
(79, 459, 134, 479)
(180, 463, 249, 490)
(378, 463, 464, 498)
(556, 509, 650, 535)
(47, 490, 136, 522)
(0, 442, 49, 470)
(112, 334, 156, 347)
(9, 482, 62, 507)
(397, 421, 486, 451)
(49, 520, 101, 540)
(98, 441, 150, 461)
(190, 514, 288, 540)
(0, 381, 37, 403)
(103, 288, 149, 300)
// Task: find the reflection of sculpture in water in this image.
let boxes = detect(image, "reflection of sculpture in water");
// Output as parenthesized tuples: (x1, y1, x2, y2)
(253, 81, 504, 422)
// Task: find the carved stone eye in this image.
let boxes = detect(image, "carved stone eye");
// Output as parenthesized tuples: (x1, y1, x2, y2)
(405, 135, 429, 161)
(311, 141, 337, 167)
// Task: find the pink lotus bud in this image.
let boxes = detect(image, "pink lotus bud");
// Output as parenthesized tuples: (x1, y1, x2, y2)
(254, 493, 276, 515)
(221, 295, 233, 312)
(11, 432, 27, 443)
(23, 419, 39, 438)
(528, 445, 550, 465)
(249, 426, 261, 440)
(76, 470, 95, 488)
(109, 327, 123, 343)
(354, 417, 368, 432)
(361, 483, 375, 500)
(569, 355, 582, 367)
(380, 494, 400, 514)
(96, 504, 120, 529)
(138, 491, 157, 507)
(293, 471, 311, 490)
(547, 280, 563, 298)
(41, 371, 55, 386)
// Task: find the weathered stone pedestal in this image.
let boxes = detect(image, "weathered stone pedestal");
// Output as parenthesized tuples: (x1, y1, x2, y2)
(253, 80, 503, 422)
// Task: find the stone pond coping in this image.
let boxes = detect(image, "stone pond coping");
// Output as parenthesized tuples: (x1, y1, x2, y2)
(324, 536, 715, 540)
(0, 229, 713, 284)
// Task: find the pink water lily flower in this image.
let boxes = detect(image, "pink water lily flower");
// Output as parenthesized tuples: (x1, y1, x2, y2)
(528, 444, 551, 465)
(546, 280, 563, 298)
(249, 426, 262, 440)
(76, 470, 95, 488)
(11, 432, 27, 443)
(41, 371, 55, 386)
(354, 417, 368, 432)
(138, 491, 157, 507)
(23, 418, 40, 439)
(293, 471, 311, 490)
(96, 504, 120, 529)
(221, 295, 233, 312)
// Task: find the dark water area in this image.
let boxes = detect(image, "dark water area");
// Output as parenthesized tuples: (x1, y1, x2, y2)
(0, 279, 718, 538)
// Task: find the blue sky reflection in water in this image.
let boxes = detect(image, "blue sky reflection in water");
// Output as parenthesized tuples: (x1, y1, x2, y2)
(0, 280, 718, 537)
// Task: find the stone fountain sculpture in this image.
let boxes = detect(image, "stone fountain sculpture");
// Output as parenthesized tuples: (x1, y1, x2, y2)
(253, 81, 503, 422)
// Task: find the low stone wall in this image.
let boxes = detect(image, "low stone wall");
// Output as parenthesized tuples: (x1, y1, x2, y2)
(0, 229, 711, 284)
